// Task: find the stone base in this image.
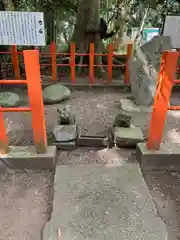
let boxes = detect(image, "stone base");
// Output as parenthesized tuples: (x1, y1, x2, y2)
(53, 125, 78, 142)
(137, 142, 180, 172)
(0, 146, 57, 170)
(114, 127, 144, 148)
(77, 135, 108, 147)
(119, 98, 152, 113)
(53, 141, 76, 150)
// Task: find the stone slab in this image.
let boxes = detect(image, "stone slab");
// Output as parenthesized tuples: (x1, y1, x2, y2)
(120, 98, 152, 113)
(140, 36, 172, 69)
(137, 142, 180, 172)
(53, 141, 76, 150)
(0, 146, 56, 170)
(129, 36, 173, 106)
(43, 161, 167, 240)
(53, 125, 77, 142)
(114, 126, 144, 148)
(129, 56, 158, 106)
(77, 135, 108, 147)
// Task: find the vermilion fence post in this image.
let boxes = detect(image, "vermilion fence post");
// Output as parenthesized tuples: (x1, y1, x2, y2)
(0, 112, 9, 154)
(70, 43, 76, 83)
(108, 44, 113, 82)
(147, 51, 179, 151)
(11, 45, 21, 80)
(89, 43, 95, 84)
(23, 50, 47, 154)
(50, 41, 57, 81)
(124, 43, 133, 84)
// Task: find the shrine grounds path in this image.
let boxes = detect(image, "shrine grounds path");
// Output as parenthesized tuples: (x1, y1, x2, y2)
(0, 88, 180, 239)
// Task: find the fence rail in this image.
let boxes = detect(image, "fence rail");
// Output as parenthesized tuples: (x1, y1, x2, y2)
(0, 50, 47, 154)
(0, 41, 133, 84)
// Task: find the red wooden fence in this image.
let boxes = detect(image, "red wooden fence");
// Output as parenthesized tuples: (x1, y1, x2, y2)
(0, 41, 133, 85)
(147, 50, 180, 150)
(0, 50, 47, 154)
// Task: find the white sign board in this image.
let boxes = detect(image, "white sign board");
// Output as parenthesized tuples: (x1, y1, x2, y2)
(0, 11, 45, 46)
(163, 15, 180, 49)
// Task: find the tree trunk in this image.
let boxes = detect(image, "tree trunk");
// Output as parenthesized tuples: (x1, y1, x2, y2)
(71, 0, 106, 77)
(45, 11, 56, 45)
(67, 0, 125, 78)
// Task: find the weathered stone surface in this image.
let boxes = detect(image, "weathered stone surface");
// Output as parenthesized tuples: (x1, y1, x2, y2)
(120, 98, 152, 113)
(77, 135, 108, 147)
(140, 36, 173, 69)
(43, 84, 71, 104)
(0, 146, 56, 170)
(53, 125, 77, 142)
(43, 161, 167, 240)
(129, 56, 157, 106)
(137, 142, 180, 171)
(114, 126, 144, 147)
(129, 36, 173, 106)
(0, 92, 20, 107)
(57, 106, 75, 125)
(113, 111, 131, 128)
(54, 140, 76, 150)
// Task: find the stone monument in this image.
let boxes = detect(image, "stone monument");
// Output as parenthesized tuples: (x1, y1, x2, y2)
(129, 36, 173, 106)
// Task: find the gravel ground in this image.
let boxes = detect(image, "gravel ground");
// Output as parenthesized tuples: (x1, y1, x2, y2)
(144, 171, 180, 240)
(6, 88, 131, 145)
(1, 88, 180, 239)
(5, 88, 180, 147)
(0, 170, 54, 240)
(58, 147, 180, 240)
(0, 88, 130, 240)
(57, 147, 135, 165)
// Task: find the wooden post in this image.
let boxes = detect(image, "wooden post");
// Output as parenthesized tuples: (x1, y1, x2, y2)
(0, 112, 9, 154)
(124, 43, 133, 84)
(89, 43, 95, 84)
(23, 50, 47, 154)
(70, 43, 76, 83)
(147, 51, 179, 151)
(50, 41, 57, 81)
(108, 44, 113, 82)
(177, 50, 180, 79)
(11, 45, 21, 80)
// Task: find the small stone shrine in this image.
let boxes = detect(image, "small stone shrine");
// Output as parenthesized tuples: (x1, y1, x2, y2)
(129, 36, 173, 106)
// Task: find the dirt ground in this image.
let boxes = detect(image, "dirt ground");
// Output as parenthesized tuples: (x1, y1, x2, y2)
(0, 170, 54, 240)
(144, 171, 180, 240)
(1, 88, 180, 239)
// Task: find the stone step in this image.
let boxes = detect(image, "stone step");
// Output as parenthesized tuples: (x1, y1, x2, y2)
(114, 126, 144, 148)
(77, 135, 108, 147)
(42, 154, 167, 240)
